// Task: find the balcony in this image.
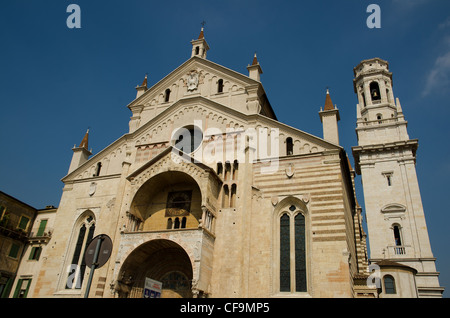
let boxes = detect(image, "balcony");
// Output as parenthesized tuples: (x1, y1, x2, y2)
(385, 245, 413, 258)
(0, 223, 29, 242)
(28, 228, 53, 244)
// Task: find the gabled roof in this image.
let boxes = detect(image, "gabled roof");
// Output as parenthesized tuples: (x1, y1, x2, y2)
(126, 56, 277, 120)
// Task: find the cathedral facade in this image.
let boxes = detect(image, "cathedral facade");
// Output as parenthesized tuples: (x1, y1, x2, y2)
(16, 29, 443, 298)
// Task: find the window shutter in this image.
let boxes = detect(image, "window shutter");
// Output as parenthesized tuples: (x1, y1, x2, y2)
(18, 216, 30, 230)
(37, 220, 47, 236)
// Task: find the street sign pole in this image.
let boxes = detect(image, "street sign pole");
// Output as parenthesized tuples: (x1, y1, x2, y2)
(84, 235, 104, 298)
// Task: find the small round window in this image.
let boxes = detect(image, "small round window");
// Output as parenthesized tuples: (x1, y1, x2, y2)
(172, 125, 203, 153)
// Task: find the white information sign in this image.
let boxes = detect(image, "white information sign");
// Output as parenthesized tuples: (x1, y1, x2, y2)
(143, 277, 162, 298)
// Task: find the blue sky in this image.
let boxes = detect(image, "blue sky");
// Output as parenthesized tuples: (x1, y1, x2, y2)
(1, 0, 449, 297)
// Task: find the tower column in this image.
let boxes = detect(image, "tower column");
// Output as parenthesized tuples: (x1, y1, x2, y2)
(319, 89, 340, 145)
(352, 58, 444, 298)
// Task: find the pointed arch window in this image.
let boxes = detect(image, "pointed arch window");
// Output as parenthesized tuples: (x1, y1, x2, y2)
(218, 79, 224, 93)
(65, 213, 95, 290)
(279, 209, 307, 293)
(279, 214, 290, 292)
(294, 213, 306, 292)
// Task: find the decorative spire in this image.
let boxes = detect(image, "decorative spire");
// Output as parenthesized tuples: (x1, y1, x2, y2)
(324, 88, 334, 111)
(78, 129, 89, 150)
(247, 52, 263, 81)
(252, 53, 259, 65)
(198, 27, 205, 39)
(135, 74, 149, 98)
(141, 74, 148, 88)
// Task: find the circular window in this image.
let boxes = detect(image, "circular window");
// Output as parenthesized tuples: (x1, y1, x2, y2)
(172, 125, 203, 153)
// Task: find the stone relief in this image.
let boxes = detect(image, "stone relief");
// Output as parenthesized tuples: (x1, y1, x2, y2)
(187, 71, 199, 92)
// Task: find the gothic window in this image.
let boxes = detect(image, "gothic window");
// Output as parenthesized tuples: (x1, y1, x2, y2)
(294, 213, 306, 292)
(286, 137, 293, 156)
(181, 217, 187, 228)
(195, 46, 200, 55)
(279, 214, 290, 292)
(370, 82, 381, 101)
(174, 217, 180, 229)
(361, 92, 367, 107)
(65, 213, 95, 290)
(279, 210, 307, 293)
(384, 275, 396, 294)
(167, 218, 173, 230)
(218, 79, 224, 93)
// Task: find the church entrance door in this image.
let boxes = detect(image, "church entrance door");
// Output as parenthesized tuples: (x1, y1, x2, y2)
(117, 239, 193, 298)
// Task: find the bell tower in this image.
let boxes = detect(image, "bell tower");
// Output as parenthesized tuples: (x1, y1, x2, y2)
(352, 58, 444, 297)
(191, 27, 209, 59)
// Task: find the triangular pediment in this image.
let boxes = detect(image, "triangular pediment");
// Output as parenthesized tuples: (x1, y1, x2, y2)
(128, 56, 259, 110)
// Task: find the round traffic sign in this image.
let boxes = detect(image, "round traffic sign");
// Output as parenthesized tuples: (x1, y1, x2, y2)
(84, 234, 112, 269)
